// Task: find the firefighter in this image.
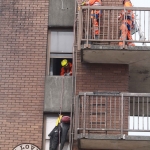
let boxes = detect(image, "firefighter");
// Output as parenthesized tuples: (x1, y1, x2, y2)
(82, 0, 102, 38)
(118, 0, 135, 46)
(60, 59, 72, 76)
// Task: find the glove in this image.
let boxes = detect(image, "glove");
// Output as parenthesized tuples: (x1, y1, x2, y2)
(64, 72, 72, 76)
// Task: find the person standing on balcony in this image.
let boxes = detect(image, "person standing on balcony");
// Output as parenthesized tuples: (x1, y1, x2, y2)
(118, 0, 135, 46)
(82, 0, 102, 39)
(60, 59, 72, 76)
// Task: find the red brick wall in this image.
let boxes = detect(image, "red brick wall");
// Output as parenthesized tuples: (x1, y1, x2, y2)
(0, 0, 48, 149)
(76, 52, 129, 93)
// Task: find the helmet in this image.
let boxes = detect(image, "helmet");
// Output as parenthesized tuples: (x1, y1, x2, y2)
(61, 59, 68, 67)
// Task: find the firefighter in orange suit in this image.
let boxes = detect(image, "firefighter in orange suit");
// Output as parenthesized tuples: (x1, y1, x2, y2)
(118, 0, 135, 46)
(60, 59, 72, 76)
(83, 0, 102, 38)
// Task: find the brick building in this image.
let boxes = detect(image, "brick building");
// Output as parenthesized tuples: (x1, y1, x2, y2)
(0, 0, 150, 150)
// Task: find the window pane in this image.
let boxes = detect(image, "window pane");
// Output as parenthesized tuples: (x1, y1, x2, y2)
(50, 31, 73, 53)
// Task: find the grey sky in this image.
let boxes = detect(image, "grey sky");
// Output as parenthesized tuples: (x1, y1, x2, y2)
(131, 0, 150, 7)
(130, 0, 150, 46)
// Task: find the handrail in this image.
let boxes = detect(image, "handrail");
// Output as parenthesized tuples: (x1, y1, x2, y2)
(77, 6, 150, 48)
(74, 92, 150, 139)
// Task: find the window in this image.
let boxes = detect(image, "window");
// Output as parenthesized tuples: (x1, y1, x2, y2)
(47, 29, 73, 76)
(43, 114, 70, 150)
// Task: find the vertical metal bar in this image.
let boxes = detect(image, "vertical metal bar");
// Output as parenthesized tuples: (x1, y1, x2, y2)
(83, 93, 86, 137)
(74, 96, 79, 139)
(116, 10, 119, 40)
(105, 96, 107, 130)
(100, 96, 102, 129)
(103, 10, 105, 39)
(139, 11, 141, 41)
(119, 96, 121, 122)
(133, 97, 135, 130)
(142, 97, 144, 130)
(84, 9, 86, 39)
(115, 96, 116, 130)
(121, 94, 124, 138)
(82, 96, 84, 129)
(147, 97, 149, 130)
(107, 10, 110, 40)
(89, 9, 92, 39)
(98, 96, 101, 128)
(123, 7, 126, 48)
(77, 8, 82, 50)
(86, 7, 90, 46)
(134, 11, 136, 41)
(112, 10, 114, 40)
(148, 11, 150, 40)
(144, 11, 145, 42)
(128, 97, 130, 132)
(138, 97, 139, 130)
(96, 96, 98, 128)
(91, 96, 93, 128)
(98, 8, 100, 39)
(110, 96, 112, 128)
(89, 96, 91, 128)
(77, 96, 81, 128)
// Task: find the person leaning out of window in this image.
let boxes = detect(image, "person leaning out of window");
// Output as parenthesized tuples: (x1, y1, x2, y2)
(60, 59, 72, 76)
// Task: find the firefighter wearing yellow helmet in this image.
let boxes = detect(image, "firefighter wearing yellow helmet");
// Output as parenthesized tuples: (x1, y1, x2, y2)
(60, 59, 72, 76)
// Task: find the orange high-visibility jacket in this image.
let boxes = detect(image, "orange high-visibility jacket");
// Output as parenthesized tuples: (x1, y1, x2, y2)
(120, 1, 134, 26)
(88, 0, 102, 6)
(60, 62, 72, 76)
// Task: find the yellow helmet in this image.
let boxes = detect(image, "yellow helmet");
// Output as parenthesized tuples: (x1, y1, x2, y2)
(61, 59, 68, 67)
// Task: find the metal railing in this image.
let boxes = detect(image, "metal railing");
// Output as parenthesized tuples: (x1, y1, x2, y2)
(74, 92, 150, 139)
(77, 6, 150, 48)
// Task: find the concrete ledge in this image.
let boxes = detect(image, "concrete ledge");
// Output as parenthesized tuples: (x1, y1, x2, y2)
(44, 76, 73, 112)
(81, 45, 150, 65)
(77, 134, 150, 140)
(79, 138, 150, 150)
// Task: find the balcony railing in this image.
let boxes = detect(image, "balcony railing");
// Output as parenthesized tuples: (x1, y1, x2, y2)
(74, 92, 150, 139)
(77, 6, 150, 49)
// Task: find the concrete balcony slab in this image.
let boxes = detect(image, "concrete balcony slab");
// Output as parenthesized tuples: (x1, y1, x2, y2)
(81, 45, 150, 66)
(79, 136, 150, 150)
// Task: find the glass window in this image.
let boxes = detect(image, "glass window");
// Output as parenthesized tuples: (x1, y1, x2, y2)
(50, 31, 74, 53)
(47, 29, 73, 76)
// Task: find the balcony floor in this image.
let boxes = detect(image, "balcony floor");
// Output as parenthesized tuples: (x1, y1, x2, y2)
(81, 45, 150, 65)
(79, 135, 150, 150)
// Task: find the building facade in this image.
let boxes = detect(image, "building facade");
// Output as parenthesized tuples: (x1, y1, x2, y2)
(0, 0, 150, 150)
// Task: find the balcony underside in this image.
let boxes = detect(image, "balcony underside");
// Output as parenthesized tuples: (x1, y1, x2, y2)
(79, 135, 150, 150)
(81, 45, 150, 65)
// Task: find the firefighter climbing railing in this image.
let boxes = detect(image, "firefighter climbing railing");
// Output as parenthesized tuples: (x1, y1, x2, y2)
(74, 92, 150, 139)
(77, 6, 150, 48)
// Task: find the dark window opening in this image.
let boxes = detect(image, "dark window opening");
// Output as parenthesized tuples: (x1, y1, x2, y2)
(50, 58, 72, 76)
